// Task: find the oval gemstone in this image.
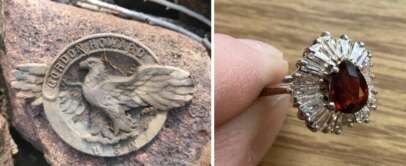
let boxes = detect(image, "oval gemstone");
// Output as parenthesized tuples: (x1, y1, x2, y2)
(329, 61, 368, 113)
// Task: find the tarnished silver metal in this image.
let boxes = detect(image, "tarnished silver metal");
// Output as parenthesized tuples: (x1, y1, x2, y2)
(10, 33, 194, 156)
(261, 32, 377, 134)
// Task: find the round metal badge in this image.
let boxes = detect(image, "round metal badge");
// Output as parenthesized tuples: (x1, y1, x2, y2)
(11, 33, 194, 157)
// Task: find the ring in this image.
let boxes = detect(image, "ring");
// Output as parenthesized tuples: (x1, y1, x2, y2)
(261, 32, 377, 134)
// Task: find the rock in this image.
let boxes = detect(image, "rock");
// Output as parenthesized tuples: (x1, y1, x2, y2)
(192, 142, 211, 166)
(0, 0, 17, 165)
(0, 114, 16, 166)
(2, 0, 211, 165)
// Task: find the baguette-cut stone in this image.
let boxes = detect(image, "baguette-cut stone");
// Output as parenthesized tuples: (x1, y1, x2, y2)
(329, 61, 368, 113)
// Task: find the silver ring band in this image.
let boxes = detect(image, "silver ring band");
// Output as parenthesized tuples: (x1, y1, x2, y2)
(260, 76, 292, 96)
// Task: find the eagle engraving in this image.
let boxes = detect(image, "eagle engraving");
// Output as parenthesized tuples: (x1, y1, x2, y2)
(11, 57, 194, 143)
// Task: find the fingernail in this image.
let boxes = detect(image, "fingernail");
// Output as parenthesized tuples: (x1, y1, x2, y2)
(237, 39, 284, 60)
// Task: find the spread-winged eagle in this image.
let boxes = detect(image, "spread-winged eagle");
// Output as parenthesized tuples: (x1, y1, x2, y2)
(12, 57, 194, 140)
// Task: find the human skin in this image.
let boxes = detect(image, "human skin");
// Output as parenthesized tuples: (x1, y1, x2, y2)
(215, 34, 291, 166)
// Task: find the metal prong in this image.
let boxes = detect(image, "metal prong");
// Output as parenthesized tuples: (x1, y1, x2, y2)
(371, 89, 378, 95)
(359, 41, 365, 47)
(331, 66, 339, 73)
(284, 75, 294, 82)
(297, 111, 305, 120)
(321, 31, 331, 37)
(340, 34, 350, 40)
(314, 38, 322, 44)
(307, 125, 318, 132)
(297, 59, 308, 66)
(293, 101, 301, 107)
(303, 48, 315, 57)
(326, 102, 335, 110)
(319, 78, 324, 83)
(367, 52, 372, 58)
(351, 60, 357, 65)
(335, 129, 343, 135)
(293, 72, 302, 78)
(319, 95, 326, 100)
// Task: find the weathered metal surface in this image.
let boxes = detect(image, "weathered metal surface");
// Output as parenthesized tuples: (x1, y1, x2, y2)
(3, 0, 210, 165)
(11, 33, 195, 157)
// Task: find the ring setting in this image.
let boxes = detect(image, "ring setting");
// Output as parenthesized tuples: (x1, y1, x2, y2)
(263, 32, 377, 134)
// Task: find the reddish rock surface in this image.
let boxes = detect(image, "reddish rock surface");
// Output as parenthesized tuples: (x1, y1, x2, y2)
(0, 114, 15, 166)
(2, 0, 210, 165)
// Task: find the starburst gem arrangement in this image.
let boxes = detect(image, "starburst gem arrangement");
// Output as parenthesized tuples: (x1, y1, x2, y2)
(288, 32, 377, 134)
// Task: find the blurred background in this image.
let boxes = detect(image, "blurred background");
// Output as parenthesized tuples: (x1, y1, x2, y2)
(216, 0, 406, 165)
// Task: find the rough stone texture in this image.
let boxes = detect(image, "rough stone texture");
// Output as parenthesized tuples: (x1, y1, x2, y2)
(192, 142, 210, 166)
(0, 114, 15, 166)
(0, 0, 16, 165)
(2, 0, 211, 165)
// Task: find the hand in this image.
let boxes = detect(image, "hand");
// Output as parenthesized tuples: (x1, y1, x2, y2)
(215, 34, 291, 166)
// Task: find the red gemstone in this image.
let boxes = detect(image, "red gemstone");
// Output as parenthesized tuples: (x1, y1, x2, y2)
(329, 61, 368, 113)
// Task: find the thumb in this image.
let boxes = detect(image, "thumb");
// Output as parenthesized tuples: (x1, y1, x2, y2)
(215, 34, 288, 126)
(215, 95, 291, 166)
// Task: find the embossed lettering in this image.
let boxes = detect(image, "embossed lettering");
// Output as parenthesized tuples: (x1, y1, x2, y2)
(113, 145, 122, 155)
(60, 54, 70, 64)
(97, 38, 107, 48)
(66, 49, 77, 58)
(110, 38, 121, 49)
(88, 39, 99, 50)
(47, 69, 62, 88)
(119, 39, 129, 50)
(105, 37, 115, 47)
(40, 34, 164, 157)
(135, 48, 146, 58)
(47, 79, 57, 88)
(77, 42, 90, 53)
(91, 145, 102, 155)
(126, 43, 138, 55)
(54, 62, 65, 73)
(50, 70, 60, 80)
